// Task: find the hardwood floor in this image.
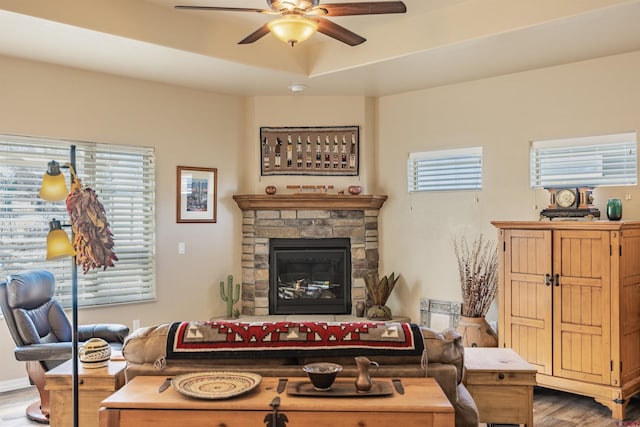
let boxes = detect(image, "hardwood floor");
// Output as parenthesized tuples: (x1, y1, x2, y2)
(0, 387, 40, 427)
(1, 385, 639, 426)
(524, 387, 640, 427)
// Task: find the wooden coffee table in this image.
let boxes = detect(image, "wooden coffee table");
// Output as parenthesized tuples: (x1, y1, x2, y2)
(99, 376, 454, 427)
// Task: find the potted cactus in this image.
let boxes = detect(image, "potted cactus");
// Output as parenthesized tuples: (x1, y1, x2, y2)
(220, 275, 240, 319)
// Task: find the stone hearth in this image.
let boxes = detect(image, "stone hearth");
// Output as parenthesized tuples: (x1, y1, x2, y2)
(233, 194, 387, 316)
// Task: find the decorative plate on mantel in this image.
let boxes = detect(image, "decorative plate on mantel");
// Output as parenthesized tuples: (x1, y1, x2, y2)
(171, 371, 262, 400)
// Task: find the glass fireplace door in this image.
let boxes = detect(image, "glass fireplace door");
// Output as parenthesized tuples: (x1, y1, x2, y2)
(269, 238, 351, 315)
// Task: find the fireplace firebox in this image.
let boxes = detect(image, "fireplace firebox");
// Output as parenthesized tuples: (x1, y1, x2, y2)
(269, 238, 351, 315)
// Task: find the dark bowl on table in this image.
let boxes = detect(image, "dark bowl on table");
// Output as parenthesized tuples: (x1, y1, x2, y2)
(302, 362, 343, 391)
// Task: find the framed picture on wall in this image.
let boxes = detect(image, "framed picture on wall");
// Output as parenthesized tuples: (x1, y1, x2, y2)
(260, 126, 359, 176)
(177, 166, 217, 223)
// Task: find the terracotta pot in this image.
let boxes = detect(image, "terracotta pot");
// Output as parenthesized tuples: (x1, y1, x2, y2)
(355, 301, 366, 317)
(455, 316, 498, 347)
(348, 185, 362, 195)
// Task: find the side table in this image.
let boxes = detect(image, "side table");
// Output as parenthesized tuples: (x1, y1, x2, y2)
(463, 347, 536, 427)
(45, 359, 126, 427)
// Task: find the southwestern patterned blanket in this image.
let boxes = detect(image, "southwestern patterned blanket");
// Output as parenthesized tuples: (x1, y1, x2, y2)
(166, 321, 424, 359)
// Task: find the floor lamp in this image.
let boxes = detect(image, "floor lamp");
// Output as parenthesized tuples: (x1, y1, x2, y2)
(39, 144, 79, 427)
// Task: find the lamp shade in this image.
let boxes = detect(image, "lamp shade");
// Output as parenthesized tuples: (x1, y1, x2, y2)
(267, 15, 318, 46)
(39, 160, 69, 201)
(46, 219, 76, 260)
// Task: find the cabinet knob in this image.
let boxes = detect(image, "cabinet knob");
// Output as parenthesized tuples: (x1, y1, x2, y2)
(554, 273, 560, 287)
(358, 422, 366, 427)
(498, 373, 505, 380)
(545, 273, 552, 286)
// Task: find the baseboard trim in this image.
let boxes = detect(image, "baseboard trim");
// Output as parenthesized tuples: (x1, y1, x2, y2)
(0, 377, 31, 393)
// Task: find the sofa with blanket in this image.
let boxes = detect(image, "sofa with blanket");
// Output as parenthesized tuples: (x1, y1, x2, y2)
(122, 321, 479, 427)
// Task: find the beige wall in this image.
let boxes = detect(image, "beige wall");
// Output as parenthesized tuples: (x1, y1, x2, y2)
(377, 50, 640, 324)
(1, 49, 639, 386)
(0, 55, 245, 385)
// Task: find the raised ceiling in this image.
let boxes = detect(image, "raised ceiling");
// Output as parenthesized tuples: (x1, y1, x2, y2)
(0, 0, 639, 96)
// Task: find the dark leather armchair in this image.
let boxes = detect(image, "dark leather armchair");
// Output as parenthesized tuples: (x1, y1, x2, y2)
(0, 270, 129, 423)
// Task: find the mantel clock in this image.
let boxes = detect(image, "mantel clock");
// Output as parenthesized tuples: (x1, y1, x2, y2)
(540, 187, 600, 220)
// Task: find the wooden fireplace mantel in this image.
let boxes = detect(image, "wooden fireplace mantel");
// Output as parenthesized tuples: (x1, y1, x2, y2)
(233, 194, 388, 211)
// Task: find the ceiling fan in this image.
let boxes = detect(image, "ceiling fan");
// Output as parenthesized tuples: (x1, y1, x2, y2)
(175, 0, 407, 46)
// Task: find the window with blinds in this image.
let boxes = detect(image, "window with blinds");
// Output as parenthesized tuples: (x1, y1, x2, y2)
(530, 132, 637, 188)
(0, 134, 156, 309)
(408, 147, 483, 192)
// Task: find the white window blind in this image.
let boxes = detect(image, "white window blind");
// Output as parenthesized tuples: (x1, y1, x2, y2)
(0, 134, 156, 309)
(408, 147, 483, 192)
(530, 132, 637, 188)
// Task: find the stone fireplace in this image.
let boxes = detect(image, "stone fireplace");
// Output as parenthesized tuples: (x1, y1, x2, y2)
(233, 194, 387, 316)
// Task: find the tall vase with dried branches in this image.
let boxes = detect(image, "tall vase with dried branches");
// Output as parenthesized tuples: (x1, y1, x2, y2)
(453, 234, 499, 347)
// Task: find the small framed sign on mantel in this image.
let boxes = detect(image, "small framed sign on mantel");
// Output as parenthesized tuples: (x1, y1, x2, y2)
(260, 126, 359, 176)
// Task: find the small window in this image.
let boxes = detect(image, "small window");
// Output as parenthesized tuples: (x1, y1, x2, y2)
(408, 147, 482, 192)
(530, 132, 637, 188)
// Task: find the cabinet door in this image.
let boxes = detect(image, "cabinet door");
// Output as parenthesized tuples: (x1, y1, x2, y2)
(503, 229, 553, 375)
(553, 230, 611, 384)
(620, 229, 640, 385)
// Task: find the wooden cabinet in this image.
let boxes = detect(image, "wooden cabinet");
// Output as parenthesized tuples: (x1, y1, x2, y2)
(492, 221, 640, 420)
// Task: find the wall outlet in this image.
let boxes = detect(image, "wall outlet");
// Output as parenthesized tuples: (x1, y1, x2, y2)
(178, 242, 185, 255)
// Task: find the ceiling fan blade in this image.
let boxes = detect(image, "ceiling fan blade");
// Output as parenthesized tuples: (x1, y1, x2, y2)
(175, 5, 265, 12)
(316, 18, 366, 46)
(320, 1, 406, 16)
(238, 24, 271, 44)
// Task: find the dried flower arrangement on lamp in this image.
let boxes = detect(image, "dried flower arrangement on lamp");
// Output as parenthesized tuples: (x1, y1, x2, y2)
(66, 169, 118, 273)
(454, 235, 498, 318)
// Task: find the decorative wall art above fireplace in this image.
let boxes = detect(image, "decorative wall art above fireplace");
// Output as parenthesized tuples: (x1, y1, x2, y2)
(260, 126, 359, 176)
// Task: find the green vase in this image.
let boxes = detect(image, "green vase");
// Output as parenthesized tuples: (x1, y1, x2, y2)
(607, 198, 622, 221)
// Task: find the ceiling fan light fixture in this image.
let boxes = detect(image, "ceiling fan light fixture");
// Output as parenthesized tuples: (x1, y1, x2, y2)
(267, 15, 318, 46)
(271, 1, 318, 12)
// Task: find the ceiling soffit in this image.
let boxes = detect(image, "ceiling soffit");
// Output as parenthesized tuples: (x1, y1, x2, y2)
(0, 0, 638, 96)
